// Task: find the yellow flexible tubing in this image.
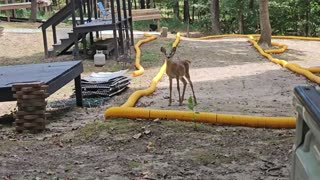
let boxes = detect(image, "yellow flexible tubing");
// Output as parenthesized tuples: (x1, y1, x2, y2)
(192, 34, 320, 41)
(105, 107, 296, 129)
(194, 34, 320, 81)
(105, 32, 296, 129)
(248, 36, 320, 84)
(132, 34, 157, 77)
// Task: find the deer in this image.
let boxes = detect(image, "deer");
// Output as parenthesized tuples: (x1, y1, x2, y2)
(160, 46, 197, 106)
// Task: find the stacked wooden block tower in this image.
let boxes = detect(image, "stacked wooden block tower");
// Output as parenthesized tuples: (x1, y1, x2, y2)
(12, 82, 48, 133)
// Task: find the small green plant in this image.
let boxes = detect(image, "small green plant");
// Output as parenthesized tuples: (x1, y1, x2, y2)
(128, 160, 140, 168)
(187, 96, 199, 130)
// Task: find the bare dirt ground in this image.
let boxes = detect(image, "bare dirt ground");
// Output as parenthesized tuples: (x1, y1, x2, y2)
(1, 22, 320, 179)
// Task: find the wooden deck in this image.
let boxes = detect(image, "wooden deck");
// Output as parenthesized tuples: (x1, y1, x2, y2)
(0, 2, 50, 11)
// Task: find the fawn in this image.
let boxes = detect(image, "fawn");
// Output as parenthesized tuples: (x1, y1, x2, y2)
(160, 46, 197, 106)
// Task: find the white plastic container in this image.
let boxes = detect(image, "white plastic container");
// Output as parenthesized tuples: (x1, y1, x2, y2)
(94, 50, 106, 67)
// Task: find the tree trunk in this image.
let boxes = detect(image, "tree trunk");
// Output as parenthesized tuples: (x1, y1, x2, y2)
(237, 0, 244, 34)
(134, 0, 137, 9)
(305, 0, 310, 36)
(258, 0, 271, 47)
(183, 0, 190, 22)
(192, 0, 195, 21)
(140, 0, 145, 9)
(146, 0, 150, 8)
(30, 0, 37, 22)
(173, 0, 179, 19)
(210, 0, 221, 34)
(238, 10, 244, 34)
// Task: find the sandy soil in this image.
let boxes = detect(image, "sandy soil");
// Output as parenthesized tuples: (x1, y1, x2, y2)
(138, 37, 317, 117)
(1, 22, 320, 179)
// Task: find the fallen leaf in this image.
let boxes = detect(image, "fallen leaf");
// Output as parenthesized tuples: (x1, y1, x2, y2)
(133, 133, 142, 139)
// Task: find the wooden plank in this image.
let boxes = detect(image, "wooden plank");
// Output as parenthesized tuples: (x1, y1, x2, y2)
(0, 2, 50, 11)
(131, 9, 161, 16)
(132, 14, 161, 21)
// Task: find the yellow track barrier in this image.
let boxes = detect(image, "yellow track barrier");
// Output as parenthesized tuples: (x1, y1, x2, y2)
(247, 36, 320, 84)
(105, 107, 296, 129)
(132, 34, 157, 77)
(194, 34, 320, 81)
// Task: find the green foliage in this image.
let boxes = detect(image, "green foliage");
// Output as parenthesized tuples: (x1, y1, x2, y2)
(150, 0, 320, 36)
(7, 0, 320, 36)
(187, 96, 199, 130)
(128, 160, 140, 168)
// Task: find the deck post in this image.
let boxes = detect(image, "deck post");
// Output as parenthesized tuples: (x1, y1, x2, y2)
(71, 0, 79, 58)
(74, 75, 83, 107)
(42, 28, 48, 58)
(122, 0, 130, 50)
(71, 0, 77, 28)
(127, 0, 134, 46)
(93, 0, 99, 38)
(52, 25, 57, 44)
(79, 0, 87, 55)
(116, 0, 124, 55)
(110, 0, 118, 59)
(87, 0, 94, 46)
(79, 0, 84, 24)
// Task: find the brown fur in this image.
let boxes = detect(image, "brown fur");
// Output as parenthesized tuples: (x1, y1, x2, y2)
(160, 47, 197, 106)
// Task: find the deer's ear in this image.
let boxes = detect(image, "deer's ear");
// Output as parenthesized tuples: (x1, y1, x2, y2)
(160, 47, 166, 53)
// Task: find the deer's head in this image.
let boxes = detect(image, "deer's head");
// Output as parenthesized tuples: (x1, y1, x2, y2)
(160, 47, 176, 61)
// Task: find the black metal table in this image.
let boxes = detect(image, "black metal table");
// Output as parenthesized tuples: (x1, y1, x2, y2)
(0, 61, 83, 107)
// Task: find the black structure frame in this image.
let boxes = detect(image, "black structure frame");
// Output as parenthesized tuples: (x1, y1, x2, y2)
(40, 0, 134, 59)
(0, 61, 84, 107)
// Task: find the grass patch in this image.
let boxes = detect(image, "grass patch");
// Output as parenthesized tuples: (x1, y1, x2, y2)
(77, 119, 140, 140)
(141, 50, 161, 63)
(160, 120, 215, 133)
(128, 160, 141, 168)
(191, 149, 238, 165)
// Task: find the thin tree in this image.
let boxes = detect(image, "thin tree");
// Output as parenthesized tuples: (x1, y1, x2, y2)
(30, 0, 37, 22)
(183, 0, 190, 22)
(140, 0, 145, 9)
(237, 0, 244, 34)
(304, 0, 311, 36)
(210, 0, 221, 34)
(146, 0, 150, 8)
(133, 0, 137, 9)
(192, 0, 195, 21)
(173, 0, 180, 19)
(258, 0, 272, 47)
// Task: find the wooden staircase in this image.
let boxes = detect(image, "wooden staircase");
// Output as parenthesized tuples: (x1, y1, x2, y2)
(40, 0, 92, 58)
(40, 0, 134, 59)
(48, 32, 81, 57)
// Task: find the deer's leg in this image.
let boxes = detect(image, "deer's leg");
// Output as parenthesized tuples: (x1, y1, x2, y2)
(176, 76, 182, 106)
(186, 74, 197, 104)
(180, 77, 187, 105)
(168, 77, 173, 106)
